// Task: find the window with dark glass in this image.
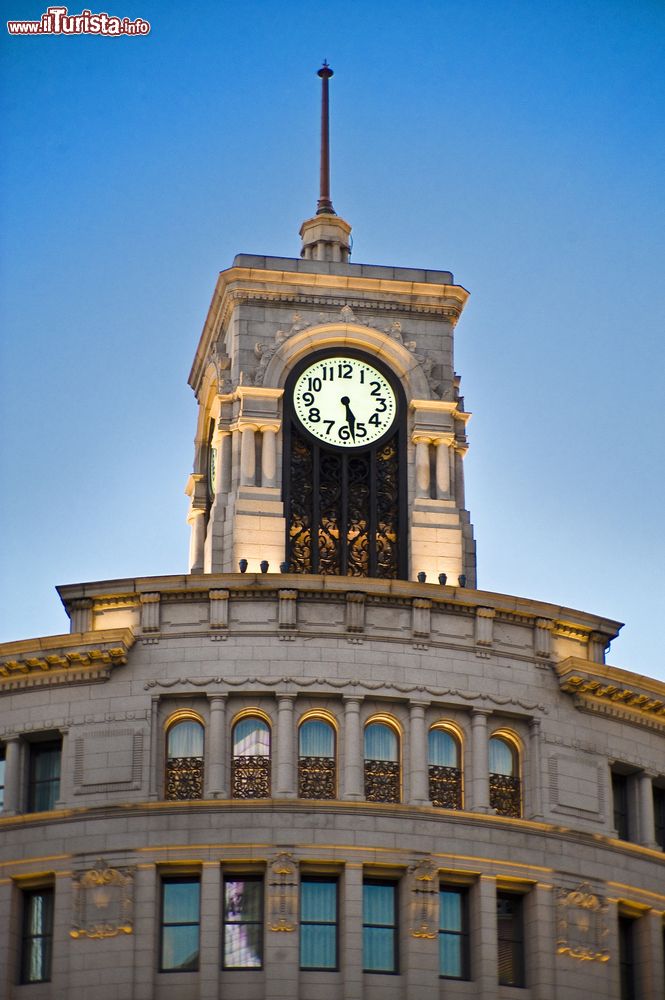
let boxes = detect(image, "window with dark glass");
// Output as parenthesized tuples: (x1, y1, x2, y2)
(165, 719, 204, 801)
(497, 892, 525, 987)
(653, 784, 665, 850)
(27, 740, 61, 812)
(428, 727, 462, 809)
(160, 877, 200, 972)
(300, 877, 338, 970)
(0, 745, 5, 811)
(20, 888, 54, 984)
(231, 717, 271, 798)
(363, 880, 398, 973)
(298, 718, 336, 800)
(439, 886, 469, 979)
(223, 876, 263, 969)
(612, 771, 630, 840)
(489, 736, 521, 818)
(364, 722, 400, 804)
(618, 915, 636, 1000)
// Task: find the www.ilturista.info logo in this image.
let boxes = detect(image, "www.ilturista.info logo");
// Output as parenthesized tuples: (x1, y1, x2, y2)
(7, 6, 150, 35)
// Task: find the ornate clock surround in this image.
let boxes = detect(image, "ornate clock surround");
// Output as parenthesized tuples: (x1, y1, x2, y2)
(283, 347, 407, 579)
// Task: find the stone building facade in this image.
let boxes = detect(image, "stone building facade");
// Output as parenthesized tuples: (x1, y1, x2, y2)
(1, 79, 664, 1000)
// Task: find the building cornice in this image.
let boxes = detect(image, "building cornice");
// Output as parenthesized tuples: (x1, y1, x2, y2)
(555, 657, 665, 729)
(0, 628, 135, 691)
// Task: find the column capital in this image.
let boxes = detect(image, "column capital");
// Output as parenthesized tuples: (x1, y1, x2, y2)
(409, 699, 430, 712)
(343, 695, 363, 707)
(277, 693, 297, 705)
(471, 708, 492, 720)
(207, 693, 228, 706)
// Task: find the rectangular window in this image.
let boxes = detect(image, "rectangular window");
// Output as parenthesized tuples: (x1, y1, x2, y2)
(28, 740, 61, 812)
(222, 876, 263, 969)
(618, 915, 636, 1000)
(160, 877, 200, 972)
(300, 877, 338, 970)
(363, 880, 398, 974)
(653, 785, 665, 850)
(0, 745, 5, 811)
(497, 892, 525, 987)
(20, 888, 54, 984)
(612, 771, 629, 840)
(439, 886, 469, 979)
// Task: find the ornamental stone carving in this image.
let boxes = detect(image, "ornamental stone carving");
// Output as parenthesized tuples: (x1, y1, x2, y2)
(267, 852, 298, 932)
(409, 857, 438, 939)
(70, 859, 133, 939)
(556, 882, 610, 963)
(140, 593, 160, 633)
(209, 589, 230, 629)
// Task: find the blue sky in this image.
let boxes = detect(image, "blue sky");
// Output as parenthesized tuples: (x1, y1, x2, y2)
(1, 0, 663, 679)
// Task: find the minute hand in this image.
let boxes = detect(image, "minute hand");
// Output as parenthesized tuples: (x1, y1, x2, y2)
(340, 396, 356, 441)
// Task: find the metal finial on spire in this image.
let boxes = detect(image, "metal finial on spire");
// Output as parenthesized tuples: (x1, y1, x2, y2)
(316, 61, 335, 215)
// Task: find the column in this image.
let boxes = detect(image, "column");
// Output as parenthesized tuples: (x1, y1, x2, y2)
(414, 437, 431, 499)
(239, 425, 257, 487)
(261, 426, 278, 488)
(148, 697, 160, 799)
(205, 695, 227, 798)
(199, 862, 222, 1000)
(409, 701, 429, 805)
(434, 436, 452, 498)
(637, 772, 658, 848)
(188, 509, 206, 573)
(343, 697, 363, 800)
(219, 430, 232, 493)
(275, 694, 296, 798)
(528, 718, 543, 820)
(471, 710, 491, 813)
(3, 735, 21, 814)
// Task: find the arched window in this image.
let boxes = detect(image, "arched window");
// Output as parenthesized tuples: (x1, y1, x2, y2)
(489, 734, 521, 818)
(231, 715, 271, 799)
(364, 720, 400, 803)
(165, 716, 204, 800)
(428, 725, 462, 809)
(298, 716, 336, 799)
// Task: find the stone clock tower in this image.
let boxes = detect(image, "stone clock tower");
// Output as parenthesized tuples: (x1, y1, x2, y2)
(186, 64, 476, 586)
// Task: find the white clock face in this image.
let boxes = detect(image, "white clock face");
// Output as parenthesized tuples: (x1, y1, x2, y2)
(293, 356, 397, 448)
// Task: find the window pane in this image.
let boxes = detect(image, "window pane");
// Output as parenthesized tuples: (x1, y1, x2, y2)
(224, 923, 262, 969)
(299, 719, 334, 758)
(440, 934, 462, 978)
(233, 718, 270, 756)
(364, 723, 397, 762)
(21, 890, 53, 984)
(489, 738, 514, 776)
(163, 880, 200, 924)
(225, 878, 262, 923)
(301, 880, 336, 922)
(363, 926, 395, 971)
(497, 893, 524, 987)
(162, 925, 199, 971)
(439, 889, 462, 931)
(301, 923, 336, 968)
(363, 882, 395, 925)
(167, 720, 203, 758)
(428, 729, 458, 767)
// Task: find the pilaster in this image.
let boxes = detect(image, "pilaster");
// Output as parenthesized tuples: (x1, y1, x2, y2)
(343, 697, 363, 800)
(470, 709, 491, 813)
(275, 695, 296, 798)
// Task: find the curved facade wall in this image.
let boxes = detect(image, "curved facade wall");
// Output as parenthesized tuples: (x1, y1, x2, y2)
(1, 574, 663, 999)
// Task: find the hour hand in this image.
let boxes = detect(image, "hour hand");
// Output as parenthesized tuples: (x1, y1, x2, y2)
(340, 396, 356, 441)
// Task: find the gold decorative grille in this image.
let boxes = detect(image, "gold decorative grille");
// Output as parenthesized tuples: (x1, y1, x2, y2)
(298, 756, 336, 799)
(231, 755, 271, 799)
(490, 773, 521, 817)
(428, 765, 462, 809)
(364, 759, 400, 803)
(165, 756, 203, 800)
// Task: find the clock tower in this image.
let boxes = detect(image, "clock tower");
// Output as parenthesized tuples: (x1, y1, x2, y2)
(186, 65, 476, 586)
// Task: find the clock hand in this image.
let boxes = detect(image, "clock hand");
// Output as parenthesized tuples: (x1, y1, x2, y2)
(340, 396, 356, 441)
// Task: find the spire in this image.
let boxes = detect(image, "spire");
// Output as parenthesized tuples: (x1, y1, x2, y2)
(300, 61, 352, 263)
(316, 60, 335, 215)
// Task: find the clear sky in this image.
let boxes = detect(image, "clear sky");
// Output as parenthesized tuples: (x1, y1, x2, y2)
(1, 0, 663, 679)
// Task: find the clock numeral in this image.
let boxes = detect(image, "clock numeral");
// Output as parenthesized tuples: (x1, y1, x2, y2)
(356, 422, 367, 439)
(308, 407, 321, 423)
(339, 425, 351, 441)
(375, 397, 387, 412)
(370, 381, 383, 397)
(359, 369, 365, 384)
(307, 377, 322, 392)
(369, 413, 381, 427)
(324, 419, 335, 435)
(321, 365, 335, 381)
(303, 391, 315, 406)
(337, 362, 352, 379)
